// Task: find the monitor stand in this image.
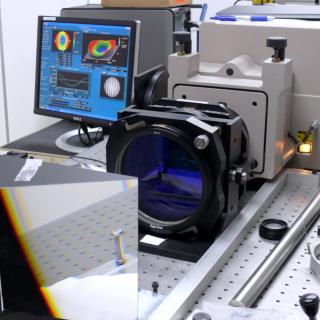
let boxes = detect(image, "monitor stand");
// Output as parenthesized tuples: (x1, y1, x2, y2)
(56, 123, 110, 154)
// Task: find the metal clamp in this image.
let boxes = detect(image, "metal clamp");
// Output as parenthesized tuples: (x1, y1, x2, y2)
(229, 168, 248, 185)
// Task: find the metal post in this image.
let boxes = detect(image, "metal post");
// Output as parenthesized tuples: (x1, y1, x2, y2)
(111, 229, 128, 266)
(0, 1, 10, 144)
(0, 274, 4, 312)
(230, 191, 320, 308)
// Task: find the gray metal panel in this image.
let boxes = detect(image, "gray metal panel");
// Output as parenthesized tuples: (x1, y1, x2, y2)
(217, 5, 320, 20)
(0, 155, 132, 188)
(3, 120, 79, 156)
(61, 5, 189, 74)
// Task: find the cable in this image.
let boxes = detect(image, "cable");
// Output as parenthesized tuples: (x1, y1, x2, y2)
(234, 0, 252, 5)
(4, 150, 106, 167)
(78, 124, 92, 146)
(6, 151, 29, 159)
(302, 120, 319, 143)
(288, 133, 298, 145)
(71, 155, 107, 167)
(94, 127, 104, 144)
(78, 124, 105, 146)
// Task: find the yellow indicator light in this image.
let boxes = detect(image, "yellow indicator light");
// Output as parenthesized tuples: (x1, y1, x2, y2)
(298, 143, 312, 154)
(297, 131, 314, 143)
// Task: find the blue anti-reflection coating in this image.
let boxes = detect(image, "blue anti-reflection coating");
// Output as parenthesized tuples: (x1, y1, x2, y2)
(121, 135, 203, 222)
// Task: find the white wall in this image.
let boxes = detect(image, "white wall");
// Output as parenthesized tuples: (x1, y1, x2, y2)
(192, 0, 235, 20)
(0, 15, 8, 146)
(0, 0, 87, 143)
(191, 0, 235, 52)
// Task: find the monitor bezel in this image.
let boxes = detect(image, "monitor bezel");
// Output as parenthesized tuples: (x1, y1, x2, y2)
(34, 16, 137, 126)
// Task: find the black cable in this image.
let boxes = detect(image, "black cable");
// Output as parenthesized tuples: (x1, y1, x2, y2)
(288, 133, 298, 145)
(3, 151, 106, 168)
(78, 124, 92, 146)
(94, 127, 104, 144)
(71, 156, 106, 167)
(78, 127, 91, 146)
(6, 151, 29, 159)
(78, 124, 105, 146)
(233, 0, 242, 5)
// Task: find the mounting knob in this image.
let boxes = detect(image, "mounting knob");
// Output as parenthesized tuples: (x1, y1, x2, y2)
(299, 293, 320, 320)
(152, 281, 159, 294)
(173, 31, 192, 56)
(266, 37, 287, 62)
(192, 312, 212, 320)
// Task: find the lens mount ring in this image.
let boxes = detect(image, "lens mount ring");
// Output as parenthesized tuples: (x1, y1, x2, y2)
(259, 219, 289, 241)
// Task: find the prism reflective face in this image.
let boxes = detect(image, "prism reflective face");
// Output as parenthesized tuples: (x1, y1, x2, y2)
(121, 134, 203, 222)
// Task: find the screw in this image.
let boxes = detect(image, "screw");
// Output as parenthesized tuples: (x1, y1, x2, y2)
(241, 172, 248, 184)
(152, 281, 159, 294)
(194, 135, 210, 150)
(111, 229, 128, 266)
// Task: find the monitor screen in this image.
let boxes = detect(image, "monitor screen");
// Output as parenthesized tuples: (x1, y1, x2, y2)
(34, 16, 137, 125)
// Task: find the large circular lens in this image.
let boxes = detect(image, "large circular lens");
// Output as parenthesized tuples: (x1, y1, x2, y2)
(121, 134, 203, 222)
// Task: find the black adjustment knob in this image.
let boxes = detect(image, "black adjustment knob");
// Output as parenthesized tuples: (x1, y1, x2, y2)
(266, 37, 287, 49)
(173, 31, 192, 55)
(152, 281, 159, 294)
(266, 36, 288, 62)
(299, 293, 320, 320)
(192, 312, 212, 320)
(173, 31, 191, 43)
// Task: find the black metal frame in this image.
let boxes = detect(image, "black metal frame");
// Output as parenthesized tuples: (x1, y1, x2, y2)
(107, 99, 249, 238)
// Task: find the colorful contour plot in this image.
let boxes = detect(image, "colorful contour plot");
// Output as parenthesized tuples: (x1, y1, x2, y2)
(88, 39, 117, 58)
(54, 31, 71, 52)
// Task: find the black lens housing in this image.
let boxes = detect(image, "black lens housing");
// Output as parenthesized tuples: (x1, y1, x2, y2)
(107, 98, 249, 238)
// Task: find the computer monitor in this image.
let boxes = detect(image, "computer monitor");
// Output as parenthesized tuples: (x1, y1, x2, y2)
(34, 16, 138, 153)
